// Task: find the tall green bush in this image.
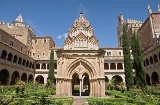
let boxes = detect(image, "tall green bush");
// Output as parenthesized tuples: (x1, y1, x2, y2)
(122, 27, 134, 90)
(48, 50, 56, 84)
(131, 33, 146, 88)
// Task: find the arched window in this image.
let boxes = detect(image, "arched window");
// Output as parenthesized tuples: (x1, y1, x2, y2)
(153, 54, 158, 63)
(146, 58, 149, 66)
(22, 59, 26, 66)
(41, 63, 46, 69)
(26, 60, 29, 67)
(110, 63, 116, 70)
(36, 63, 40, 69)
(1, 50, 7, 59)
(150, 56, 153, 64)
(18, 57, 22, 64)
(13, 55, 18, 63)
(104, 63, 109, 70)
(117, 63, 123, 70)
(7, 53, 13, 61)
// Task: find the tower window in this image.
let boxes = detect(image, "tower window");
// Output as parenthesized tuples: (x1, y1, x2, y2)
(10, 41, 13, 47)
(44, 39, 46, 43)
(107, 52, 112, 56)
(42, 53, 45, 56)
(33, 53, 35, 56)
(38, 54, 39, 58)
(119, 52, 122, 56)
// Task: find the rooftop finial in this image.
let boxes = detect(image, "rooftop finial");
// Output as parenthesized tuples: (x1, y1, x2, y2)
(80, 4, 83, 18)
(148, 4, 152, 14)
(15, 14, 23, 22)
(80, 4, 83, 14)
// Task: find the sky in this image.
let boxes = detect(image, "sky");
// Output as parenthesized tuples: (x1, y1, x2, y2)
(0, 0, 159, 47)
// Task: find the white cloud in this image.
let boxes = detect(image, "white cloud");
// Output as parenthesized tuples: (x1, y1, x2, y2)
(57, 35, 62, 39)
(63, 33, 68, 38)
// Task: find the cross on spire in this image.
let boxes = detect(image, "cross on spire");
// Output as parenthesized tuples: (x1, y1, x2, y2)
(80, 4, 83, 18)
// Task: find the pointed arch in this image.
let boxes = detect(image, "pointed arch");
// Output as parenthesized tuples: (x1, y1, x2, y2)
(66, 58, 96, 79)
(74, 32, 88, 48)
(74, 32, 87, 40)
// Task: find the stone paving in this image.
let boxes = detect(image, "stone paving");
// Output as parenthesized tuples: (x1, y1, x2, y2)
(72, 96, 112, 105)
(72, 96, 89, 105)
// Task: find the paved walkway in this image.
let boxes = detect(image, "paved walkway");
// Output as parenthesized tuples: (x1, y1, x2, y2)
(72, 96, 89, 105)
(72, 95, 112, 105)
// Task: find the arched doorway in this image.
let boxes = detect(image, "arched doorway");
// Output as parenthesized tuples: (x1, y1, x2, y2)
(10, 71, 20, 85)
(35, 75, 44, 84)
(151, 72, 159, 85)
(146, 73, 151, 85)
(0, 69, 9, 85)
(82, 73, 90, 96)
(112, 75, 123, 85)
(72, 73, 90, 96)
(56, 58, 105, 97)
(21, 73, 27, 82)
(28, 74, 34, 82)
(72, 73, 79, 96)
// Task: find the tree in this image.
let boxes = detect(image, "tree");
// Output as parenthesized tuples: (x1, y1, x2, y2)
(122, 27, 134, 90)
(48, 50, 55, 84)
(131, 33, 146, 88)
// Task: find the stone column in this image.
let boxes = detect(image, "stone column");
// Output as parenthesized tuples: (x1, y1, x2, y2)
(109, 63, 110, 70)
(116, 63, 117, 70)
(70, 80, 72, 96)
(80, 79, 82, 96)
(100, 79, 105, 97)
(82, 75, 85, 91)
(90, 80, 92, 96)
(92, 80, 95, 97)
(40, 63, 42, 70)
(46, 63, 47, 70)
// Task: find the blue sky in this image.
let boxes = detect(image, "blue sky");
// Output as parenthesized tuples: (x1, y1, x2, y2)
(0, 0, 159, 47)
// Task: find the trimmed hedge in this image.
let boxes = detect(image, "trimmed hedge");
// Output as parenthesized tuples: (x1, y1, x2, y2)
(8, 97, 73, 105)
(88, 97, 158, 105)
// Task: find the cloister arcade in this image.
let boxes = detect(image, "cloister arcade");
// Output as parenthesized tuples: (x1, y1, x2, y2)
(34, 62, 57, 84)
(143, 50, 160, 85)
(0, 69, 34, 85)
(0, 50, 35, 69)
(104, 63, 123, 70)
(0, 43, 35, 85)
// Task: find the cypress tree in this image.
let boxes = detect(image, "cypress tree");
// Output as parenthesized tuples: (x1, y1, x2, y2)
(48, 49, 55, 84)
(122, 27, 134, 90)
(131, 33, 146, 88)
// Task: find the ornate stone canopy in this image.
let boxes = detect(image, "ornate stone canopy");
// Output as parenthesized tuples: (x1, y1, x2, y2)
(64, 12, 98, 50)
